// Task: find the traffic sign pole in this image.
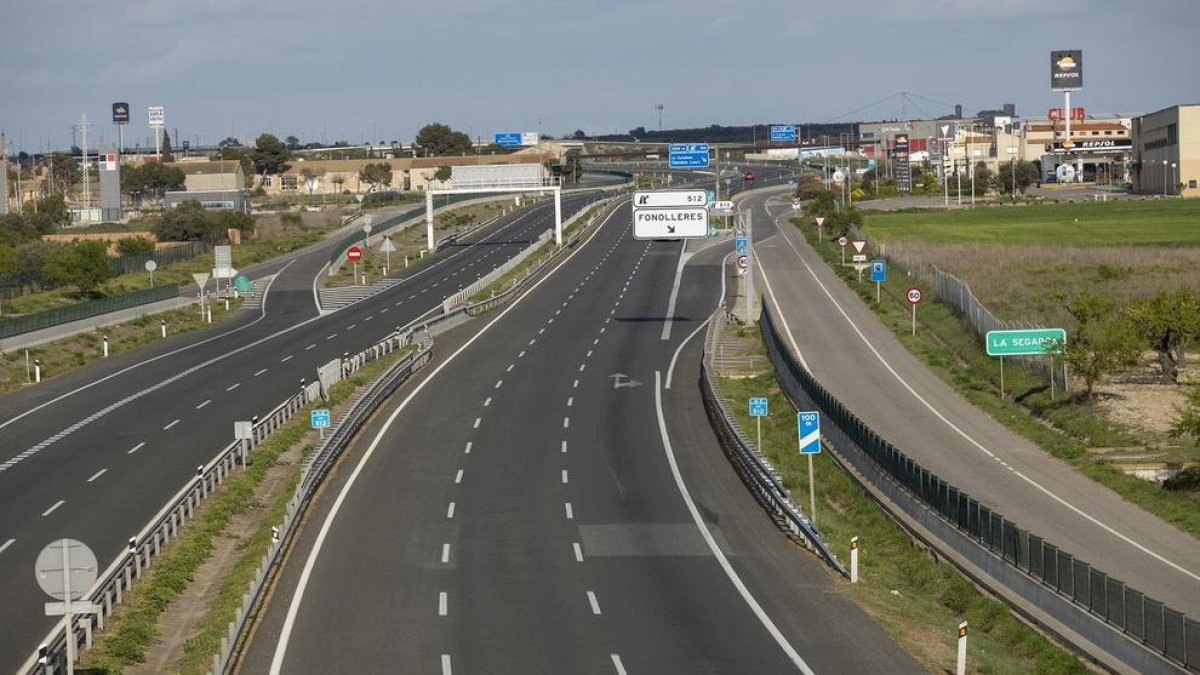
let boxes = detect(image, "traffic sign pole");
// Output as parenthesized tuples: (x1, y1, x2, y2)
(808, 453, 817, 528)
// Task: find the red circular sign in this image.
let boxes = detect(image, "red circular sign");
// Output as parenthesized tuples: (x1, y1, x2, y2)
(837, 236, 849, 248)
(346, 245, 363, 262)
(743, 172, 755, 182)
(906, 287, 923, 305)
(736, 254, 748, 269)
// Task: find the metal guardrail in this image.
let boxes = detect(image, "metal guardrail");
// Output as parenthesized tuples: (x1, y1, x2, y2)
(698, 308, 848, 575)
(0, 284, 182, 340)
(758, 302, 1197, 673)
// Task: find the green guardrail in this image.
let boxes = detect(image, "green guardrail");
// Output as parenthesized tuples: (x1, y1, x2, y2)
(0, 284, 181, 340)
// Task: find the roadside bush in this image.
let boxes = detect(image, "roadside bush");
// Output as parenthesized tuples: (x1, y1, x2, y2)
(115, 236, 155, 255)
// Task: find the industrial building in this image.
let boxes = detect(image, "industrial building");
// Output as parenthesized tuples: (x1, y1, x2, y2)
(1131, 104, 1198, 197)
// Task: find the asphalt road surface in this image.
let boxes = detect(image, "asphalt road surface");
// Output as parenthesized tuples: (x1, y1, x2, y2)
(238, 199, 921, 674)
(0, 189, 609, 672)
(745, 186, 1200, 616)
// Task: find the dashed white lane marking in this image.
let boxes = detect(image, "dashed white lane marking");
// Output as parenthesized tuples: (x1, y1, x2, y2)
(587, 591, 601, 615)
(0, 539, 14, 555)
(442, 655, 452, 675)
(196, 400, 211, 410)
(226, 383, 240, 392)
(42, 500, 65, 517)
(163, 419, 180, 430)
(464, 442, 473, 454)
(593, 339, 599, 345)
(565, 502, 574, 519)
(586, 350, 593, 358)
(455, 469, 464, 484)
(573, 380, 579, 388)
(305, 344, 316, 350)
(563, 418, 570, 429)
(128, 442, 145, 454)
(574, 542, 584, 562)
(473, 418, 482, 429)
(578, 364, 586, 372)
(380, 308, 388, 313)
(365, 315, 374, 321)
(347, 324, 357, 330)
(506, 364, 514, 372)
(495, 380, 504, 389)
(539, 328, 545, 335)
(561, 440, 568, 453)
(483, 397, 492, 407)
(611, 654, 628, 675)
(447, 502, 456, 519)
(255, 368, 268, 376)
(87, 469, 107, 483)
(326, 333, 338, 340)
(441, 544, 451, 563)
(548, 318, 555, 325)
(519, 350, 526, 358)
(562, 469, 569, 484)
(529, 339, 537, 346)
(281, 355, 294, 362)
(567, 397, 574, 407)
(439, 592, 448, 616)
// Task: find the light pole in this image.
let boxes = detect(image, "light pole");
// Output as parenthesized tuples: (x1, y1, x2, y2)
(1163, 159, 1168, 197)
(1171, 161, 1178, 195)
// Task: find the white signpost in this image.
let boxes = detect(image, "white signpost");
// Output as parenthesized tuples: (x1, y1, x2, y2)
(632, 207, 709, 239)
(145, 259, 157, 287)
(193, 272, 210, 319)
(36, 539, 99, 675)
(379, 236, 396, 272)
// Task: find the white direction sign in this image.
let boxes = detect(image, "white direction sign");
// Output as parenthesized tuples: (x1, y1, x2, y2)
(634, 190, 707, 208)
(710, 200, 733, 210)
(633, 208, 708, 240)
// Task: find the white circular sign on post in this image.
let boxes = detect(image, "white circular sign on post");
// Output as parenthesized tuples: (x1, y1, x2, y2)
(837, 236, 849, 248)
(144, 260, 157, 272)
(906, 287, 923, 305)
(36, 539, 98, 601)
(363, 223, 373, 234)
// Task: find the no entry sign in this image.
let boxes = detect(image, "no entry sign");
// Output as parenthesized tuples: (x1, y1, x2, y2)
(347, 246, 363, 262)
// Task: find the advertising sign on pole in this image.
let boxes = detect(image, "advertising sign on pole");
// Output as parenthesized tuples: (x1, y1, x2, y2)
(1050, 50, 1083, 90)
(148, 106, 165, 128)
(893, 134, 912, 192)
(112, 102, 130, 124)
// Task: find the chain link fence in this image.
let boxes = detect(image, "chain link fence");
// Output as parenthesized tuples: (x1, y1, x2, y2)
(0, 284, 181, 340)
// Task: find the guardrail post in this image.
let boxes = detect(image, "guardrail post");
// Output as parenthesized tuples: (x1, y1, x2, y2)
(130, 536, 140, 579)
(84, 615, 93, 648)
(198, 465, 207, 500)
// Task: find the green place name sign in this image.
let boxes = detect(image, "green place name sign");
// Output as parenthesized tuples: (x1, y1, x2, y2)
(985, 328, 1066, 356)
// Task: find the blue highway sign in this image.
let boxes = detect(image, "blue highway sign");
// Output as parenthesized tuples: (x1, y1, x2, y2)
(798, 411, 821, 454)
(669, 143, 710, 169)
(734, 236, 748, 254)
(493, 132, 522, 147)
(310, 409, 331, 429)
(749, 397, 769, 418)
(769, 125, 796, 142)
(870, 259, 886, 283)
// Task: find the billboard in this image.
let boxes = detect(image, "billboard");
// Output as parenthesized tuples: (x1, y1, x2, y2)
(451, 163, 543, 189)
(1050, 50, 1083, 90)
(893, 134, 911, 192)
(112, 102, 130, 124)
(148, 105, 165, 128)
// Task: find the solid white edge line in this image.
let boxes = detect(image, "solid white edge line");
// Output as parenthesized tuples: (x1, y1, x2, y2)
(759, 198, 1200, 584)
(654, 370, 815, 675)
(311, 259, 331, 315)
(267, 194, 625, 674)
(611, 653, 628, 675)
(665, 250, 731, 390)
(441, 654, 452, 675)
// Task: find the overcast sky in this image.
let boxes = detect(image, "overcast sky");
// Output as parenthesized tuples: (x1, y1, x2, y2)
(2, 0, 1198, 152)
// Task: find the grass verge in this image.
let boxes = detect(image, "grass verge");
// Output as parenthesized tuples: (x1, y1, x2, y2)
(717, 344, 1086, 674)
(76, 350, 410, 674)
(791, 215, 1200, 537)
(0, 297, 244, 397)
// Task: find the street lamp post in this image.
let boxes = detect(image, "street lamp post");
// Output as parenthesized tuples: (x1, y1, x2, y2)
(1171, 162, 1178, 196)
(1162, 159, 1169, 197)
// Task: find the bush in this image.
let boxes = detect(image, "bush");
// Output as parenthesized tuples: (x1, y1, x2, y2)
(115, 236, 155, 255)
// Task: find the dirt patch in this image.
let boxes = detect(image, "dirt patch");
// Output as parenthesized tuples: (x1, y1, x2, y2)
(1095, 352, 1198, 437)
(127, 438, 307, 675)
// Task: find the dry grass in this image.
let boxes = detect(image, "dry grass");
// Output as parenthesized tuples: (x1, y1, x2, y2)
(885, 242, 1200, 324)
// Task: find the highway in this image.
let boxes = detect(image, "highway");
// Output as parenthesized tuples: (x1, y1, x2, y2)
(743, 187, 1200, 615)
(0, 188, 609, 672)
(238, 194, 921, 674)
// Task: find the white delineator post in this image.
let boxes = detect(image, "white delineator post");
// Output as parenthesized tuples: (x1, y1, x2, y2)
(161, 320, 167, 338)
(850, 536, 860, 583)
(102, 335, 109, 358)
(956, 622, 968, 675)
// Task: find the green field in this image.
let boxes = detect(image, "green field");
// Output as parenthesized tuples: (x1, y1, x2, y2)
(863, 200, 1200, 246)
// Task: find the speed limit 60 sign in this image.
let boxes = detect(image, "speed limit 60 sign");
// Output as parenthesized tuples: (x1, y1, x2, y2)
(906, 287, 923, 305)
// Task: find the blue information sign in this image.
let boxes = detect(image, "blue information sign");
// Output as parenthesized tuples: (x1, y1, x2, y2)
(798, 411, 821, 454)
(749, 397, 769, 418)
(669, 143, 710, 169)
(707, 190, 715, 203)
(310, 409, 331, 429)
(870, 259, 886, 283)
(734, 236, 748, 254)
(769, 125, 796, 142)
(493, 132, 522, 147)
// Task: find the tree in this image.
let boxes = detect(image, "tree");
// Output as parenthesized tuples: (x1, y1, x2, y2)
(1170, 387, 1200, 440)
(122, 164, 186, 202)
(284, 135, 301, 150)
(43, 240, 110, 295)
(1061, 292, 1142, 400)
(331, 174, 346, 194)
(572, 129, 587, 140)
(357, 162, 393, 192)
(434, 165, 452, 182)
(999, 159, 1039, 197)
(42, 152, 80, 194)
(1127, 287, 1200, 384)
(249, 134, 292, 176)
(0, 243, 20, 279)
(413, 123, 472, 156)
(155, 201, 217, 242)
(160, 130, 174, 162)
(23, 194, 70, 232)
(972, 161, 992, 194)
(218, 137, 242, 148)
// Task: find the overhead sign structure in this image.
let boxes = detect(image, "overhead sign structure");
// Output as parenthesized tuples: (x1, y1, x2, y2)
(634, 190, 707, 208)
(749, 397, 768, 417)
(1050, 49, 1083, 91)
(985, 328, 1066, 357)
(769, 125, 796, 142)
(633, 208, 707, 239)
(668, 143, 710, 169)
(797, 411, 821, 454)
(493, 132, 522, 147)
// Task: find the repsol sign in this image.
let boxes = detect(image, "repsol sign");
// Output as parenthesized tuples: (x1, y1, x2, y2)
(1053, 138, 1131, 152)
(1050, 50, 1083, 90)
